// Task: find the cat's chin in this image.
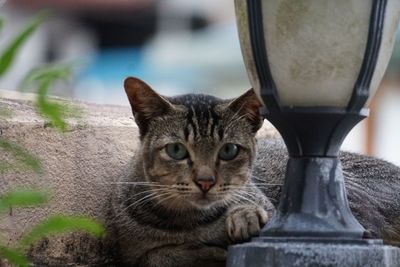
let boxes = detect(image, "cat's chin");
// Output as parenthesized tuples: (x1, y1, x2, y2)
(157, 191, 226, 210)
(190, 199, 213, 208)
(186, 193, 225, 209)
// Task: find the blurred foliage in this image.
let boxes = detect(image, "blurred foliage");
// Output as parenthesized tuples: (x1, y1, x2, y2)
(20, 215, 105, 249)
(0, 139, 42, 174)
(0, 189, 48, 212)
(21, 62, 76, 88)
(0, 10, 81, 132)
(0, 191, 105, 267)
(0, 246, 29, 267)
(0, 11, 48, 76)
(0, 11, 101, 267)
(0, 17, 3, 32)
(21, 62, 82, 131)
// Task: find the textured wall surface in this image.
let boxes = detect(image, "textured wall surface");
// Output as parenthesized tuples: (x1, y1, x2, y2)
(0, 90, 140, 249)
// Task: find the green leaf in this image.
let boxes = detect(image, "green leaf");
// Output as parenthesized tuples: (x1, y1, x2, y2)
(36, 85, 67, 131)
(60, 101, 83, 119)
(0, 245, 29, 267)
(0, 190, 48, 212)
(0, 11, 48, 76)
(36, 99, 82, 132)
(0, 138, 42, 174)
(19, 61, 83, 132)
(19, 215, 105, 248)
(0, 17, 4, 33)
(19, 61, 79, 92)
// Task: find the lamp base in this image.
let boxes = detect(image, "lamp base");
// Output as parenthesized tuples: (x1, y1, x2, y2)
(262, 157, 365, 238)
(227, 238, 400, 267)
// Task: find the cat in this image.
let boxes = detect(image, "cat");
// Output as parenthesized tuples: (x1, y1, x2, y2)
(108, 77, 400, 267)
(108, 77, 275, 267)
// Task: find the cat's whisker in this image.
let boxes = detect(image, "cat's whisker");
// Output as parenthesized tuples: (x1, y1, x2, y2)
(229, 194, 246, 206)
(113, 193, 178, 237)
(223, 108, 242, 128)
(106, 182, 172, 187)
(127, 191, 170, 208)
(225, 107, 248, 127)
(249, 183, 283, 186)
(345, 180, 370, 194)
(120, 188, 174, 204)
(251, 177, 281, 183)
(107, 181, 161, 184)
(224, 113, 248, 132)
(231, 190, 260, 207)
(152, 193, 178, 210)
(111, 190, 171, 223)
(133, 192, 173, 209)
(239, 190, 261, 203)
(343, 170, 383, 182)
(224, 185, 279, 190)
(234, 188, 258, 198)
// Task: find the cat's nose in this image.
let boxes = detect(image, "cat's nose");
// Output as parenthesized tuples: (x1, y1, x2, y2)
(194, 177, 216, 193)
(194, 166, 216, 193)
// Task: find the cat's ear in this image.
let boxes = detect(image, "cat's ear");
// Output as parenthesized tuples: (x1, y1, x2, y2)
(124, 77, 173, 134)
(227, 89, 263, 132)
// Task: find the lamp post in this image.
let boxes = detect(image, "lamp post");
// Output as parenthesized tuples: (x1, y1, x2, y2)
(228, 1, 400, 266)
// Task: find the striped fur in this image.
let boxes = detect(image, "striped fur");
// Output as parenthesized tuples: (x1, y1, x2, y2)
(108, 78, 273, 267)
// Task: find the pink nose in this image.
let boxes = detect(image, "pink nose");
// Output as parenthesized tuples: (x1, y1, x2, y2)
(193, 166, 216, 193)
(195, 179, 216, 193)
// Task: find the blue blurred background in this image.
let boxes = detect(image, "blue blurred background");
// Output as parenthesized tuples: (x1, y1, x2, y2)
(1, 0, 400, 165)
(0, 0, 249, 102)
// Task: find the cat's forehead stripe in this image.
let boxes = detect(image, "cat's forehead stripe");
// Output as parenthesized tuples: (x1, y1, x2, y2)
(168, 94, 223, 139)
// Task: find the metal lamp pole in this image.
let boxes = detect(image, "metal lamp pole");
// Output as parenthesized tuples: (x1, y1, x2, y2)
(228, 1, 400, 266)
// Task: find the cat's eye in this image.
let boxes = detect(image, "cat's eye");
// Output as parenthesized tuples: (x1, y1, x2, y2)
(218, 143, 239, 161)
(165, 143, 188, 160)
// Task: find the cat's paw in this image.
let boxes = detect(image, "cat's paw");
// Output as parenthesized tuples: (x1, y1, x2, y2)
(225, 205, 269, 243)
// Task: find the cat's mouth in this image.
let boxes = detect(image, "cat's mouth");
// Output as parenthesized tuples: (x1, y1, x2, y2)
(186, 191, 225, 208)
(196, 191, 212, 200)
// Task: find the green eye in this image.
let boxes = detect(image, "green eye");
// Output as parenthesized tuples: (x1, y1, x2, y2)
(218, 143, 239, 161)
(165, 143, 188, 160)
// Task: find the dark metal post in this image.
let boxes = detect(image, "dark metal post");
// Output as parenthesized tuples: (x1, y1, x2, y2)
(227, 0, 400, 266)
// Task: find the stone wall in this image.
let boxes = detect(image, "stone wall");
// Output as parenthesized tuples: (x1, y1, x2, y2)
(0, 90, 140, 247)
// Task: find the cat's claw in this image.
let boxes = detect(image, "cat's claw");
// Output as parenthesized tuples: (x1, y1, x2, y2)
(225, 205, 269, 243)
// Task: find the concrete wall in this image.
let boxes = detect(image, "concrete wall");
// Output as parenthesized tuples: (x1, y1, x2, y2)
(0, 90, 140, 248)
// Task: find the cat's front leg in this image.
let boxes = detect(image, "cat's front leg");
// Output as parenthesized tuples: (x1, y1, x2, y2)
(226, 205, 271, 243)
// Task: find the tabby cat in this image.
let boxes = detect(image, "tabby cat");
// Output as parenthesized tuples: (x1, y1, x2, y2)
(108, 77, 275, 267)
(108, 77, 400, 267)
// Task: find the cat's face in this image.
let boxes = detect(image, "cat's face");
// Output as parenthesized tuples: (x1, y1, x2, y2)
(125, 77, 263, 210)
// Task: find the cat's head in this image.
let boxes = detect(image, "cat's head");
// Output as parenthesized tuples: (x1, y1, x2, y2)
(125, 77, 263, 210)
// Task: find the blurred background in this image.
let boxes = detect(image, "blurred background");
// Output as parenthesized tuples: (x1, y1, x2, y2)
(0, 0, 399, 165)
